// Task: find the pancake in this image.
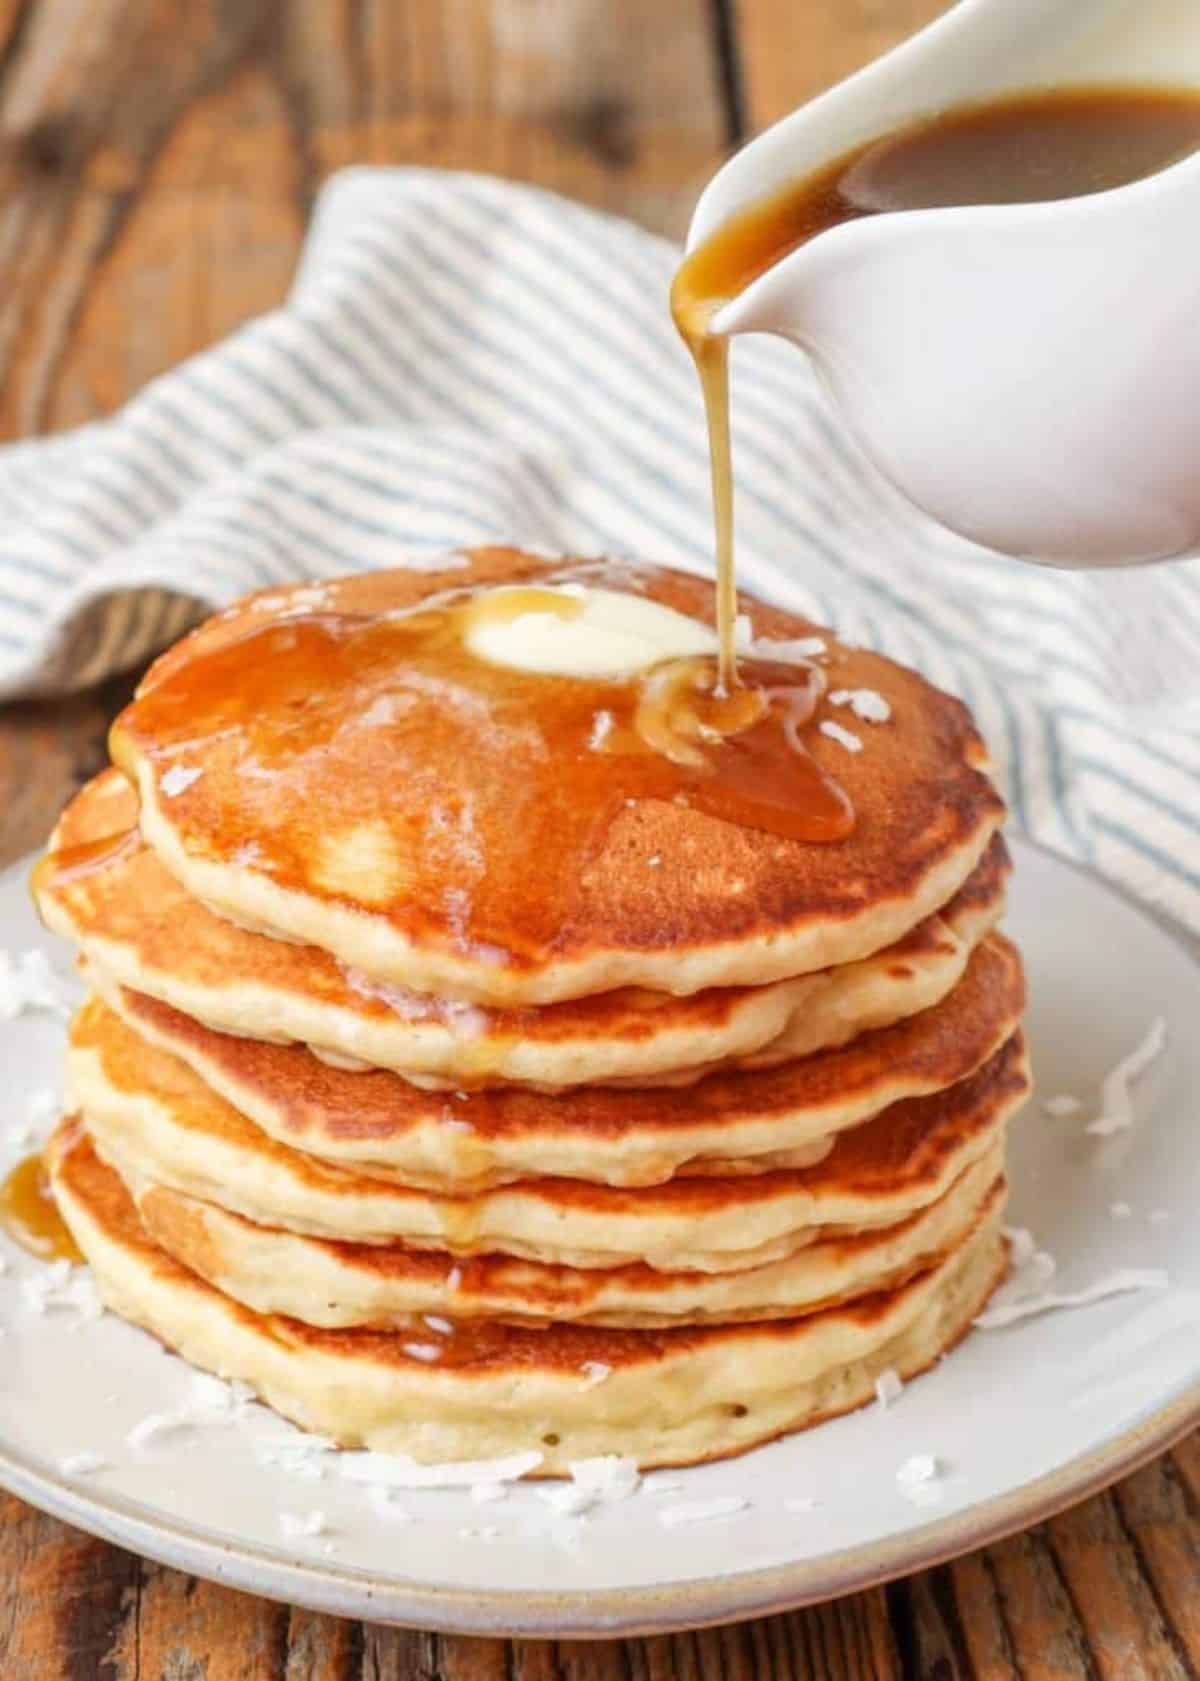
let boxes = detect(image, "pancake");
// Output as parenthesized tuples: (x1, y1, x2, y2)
(38, 772, 1008, 1089)
(48, 1122, 1008, 1471)
(67, 998, 1029, 1271)
(95, 934, 1026, 1191)
(107, 551, 1006, 1006)
(131, 1145, 1004, 1329)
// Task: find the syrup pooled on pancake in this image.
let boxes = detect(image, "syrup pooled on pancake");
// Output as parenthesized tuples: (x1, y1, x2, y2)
(109, 563, 850, 971)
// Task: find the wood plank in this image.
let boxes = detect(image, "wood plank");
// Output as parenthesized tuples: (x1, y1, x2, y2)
(733, 0, 949, 130)
(0, 0, 729, 437)
(0, 674, 135, 867)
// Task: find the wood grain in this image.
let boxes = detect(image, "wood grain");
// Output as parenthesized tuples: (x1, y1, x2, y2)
(1, 2, 1199, 1679)
(735, 0, 949, 129)
(0, 0, 729, 437)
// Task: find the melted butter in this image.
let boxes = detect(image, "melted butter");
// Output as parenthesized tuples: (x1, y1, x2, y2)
(0, 1152, 82, 1263)
(463, 584, 719, 677)
(673, 84, 1200, 692)
(110, 572, 853, 968)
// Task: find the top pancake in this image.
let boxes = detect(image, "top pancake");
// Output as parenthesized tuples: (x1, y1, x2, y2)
(108, 550, 1005, 1004)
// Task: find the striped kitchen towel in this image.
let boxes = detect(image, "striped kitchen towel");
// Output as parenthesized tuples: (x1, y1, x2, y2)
(1, 168, 1198, 933)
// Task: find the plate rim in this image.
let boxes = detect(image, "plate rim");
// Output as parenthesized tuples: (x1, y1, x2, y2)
(2, 836, 1198, 1637)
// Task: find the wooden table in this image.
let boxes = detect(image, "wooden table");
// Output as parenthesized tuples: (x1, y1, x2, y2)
(1, 2, 1197, 1674)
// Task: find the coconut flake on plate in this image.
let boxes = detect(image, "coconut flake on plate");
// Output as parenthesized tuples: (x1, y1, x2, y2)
(658, 1495, 749, 1528)
(127, 1411, 192, 1449)
(974, 1268, 1169, 1330)
(0, 949, 73, 1020)
(58, 1450, 109, 1477)
(279, 1509, 328, 1540)
(1044, 1094, 1083, 1118)
(539, 1455, 642, 1516)
(339, 1449, 543, 1490)
(255, 1430, 336, 1480)
(896, 1454, 945, 1505)
(896, 1453, 939, 1487)
(579, 1361, 612, 1388)
(21, 1263, 103, 1321)
(1085, 1017, 1167, 1137)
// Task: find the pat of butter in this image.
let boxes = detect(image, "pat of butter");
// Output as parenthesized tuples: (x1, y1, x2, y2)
(464, 586, 718, 678)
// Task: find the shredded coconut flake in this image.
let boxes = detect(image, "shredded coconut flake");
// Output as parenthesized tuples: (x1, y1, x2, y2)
(0, 949, 73, 1020)
(658, 1496, 749, 1528)
(874, 1369, 903, 1409)
(538, 1459, 640, 1519)
(445, 1266, 463, 1291)
(255, 1431, 336, 1480)
(746, 634, 826, 662)
(340, 1449, 542, 1490)
(127, 1412, 189, 1449)
(58, 1451, 108, 1477)
(1110, 1202, 1132, 1219)
(588, 710, 614, 750)
(126, 1373, 256, 1449)
(580, 1361, 612, 1388)
(829, 687, 891, 723)
(818, 719, 863, 754)
(21, 1264, 103, 1321)
(974, 1268, 1169, 1329)
(160, 764, 202, 798)
(403, 1342, 442, 1363)
(1085, 1017, 1168, 1137)
(1044, 1094, 1083, 1118)
(367, 1487, 413, 1520)
(896, 1455, 946, 1506)
(1150, 1209, 1171, 1225)
(280, 1510, 327, 1539)
(423, 1315, 454, 1335)
(470, 1482, 508, 1505)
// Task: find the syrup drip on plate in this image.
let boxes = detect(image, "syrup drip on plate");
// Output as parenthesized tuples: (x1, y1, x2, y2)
(0, 1151, 82, 1263)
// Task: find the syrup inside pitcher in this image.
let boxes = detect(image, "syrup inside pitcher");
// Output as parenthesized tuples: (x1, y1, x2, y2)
(673, 85, 1200, 675)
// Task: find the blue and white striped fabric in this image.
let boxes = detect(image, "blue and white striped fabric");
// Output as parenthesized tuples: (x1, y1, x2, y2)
(2, 168, 1198, 934)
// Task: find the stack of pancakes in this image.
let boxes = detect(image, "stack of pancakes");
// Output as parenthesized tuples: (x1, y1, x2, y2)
(36, 551, 1028, 1471)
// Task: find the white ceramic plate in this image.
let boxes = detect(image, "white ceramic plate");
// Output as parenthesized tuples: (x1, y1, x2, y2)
(0, 839, 1197, 1637)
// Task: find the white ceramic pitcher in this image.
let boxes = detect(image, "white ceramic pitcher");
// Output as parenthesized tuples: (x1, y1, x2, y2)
(687, 0, 1200, 568)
